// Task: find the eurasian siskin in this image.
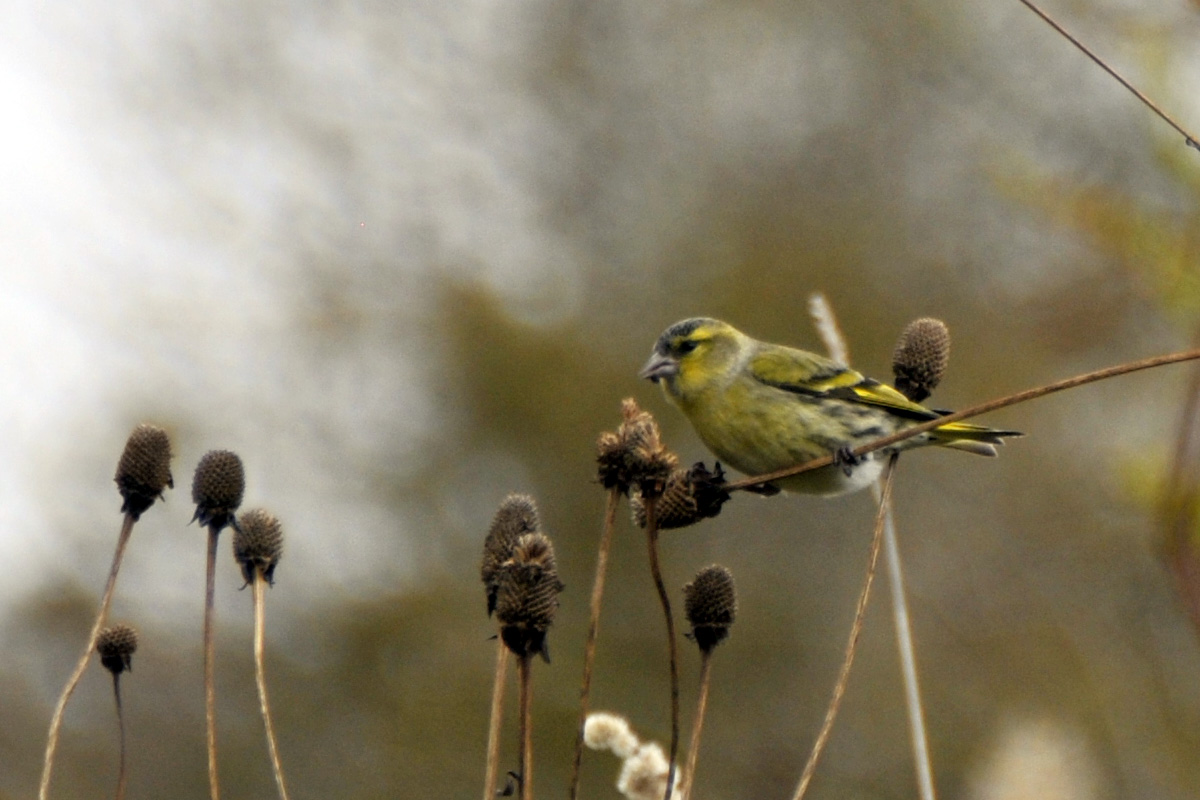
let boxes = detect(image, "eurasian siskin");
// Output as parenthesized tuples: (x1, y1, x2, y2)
(640, 317, 1021, 496)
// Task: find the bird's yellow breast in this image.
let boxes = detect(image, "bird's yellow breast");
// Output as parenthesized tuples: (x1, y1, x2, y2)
(673, 375, 841, 477)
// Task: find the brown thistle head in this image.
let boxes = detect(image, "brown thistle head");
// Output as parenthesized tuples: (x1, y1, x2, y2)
(631, 462, 730, 530)
(97, 624, 139, 675)
(891, 317, 951, 403)
(191, 450, 245, 531)
(596, 398, 678, 497)
(495, 532, 564, 662)
(481, 494, 541, 616)
(684, 565, 737, 654)
(115, 424, 174, 520)
(233, 508, 284, 586)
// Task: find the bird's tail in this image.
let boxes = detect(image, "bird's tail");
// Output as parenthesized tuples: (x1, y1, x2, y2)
(929, 420, 1023, 457)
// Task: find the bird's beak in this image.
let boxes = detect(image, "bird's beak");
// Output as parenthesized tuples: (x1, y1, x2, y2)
(639, 352, 678, 382)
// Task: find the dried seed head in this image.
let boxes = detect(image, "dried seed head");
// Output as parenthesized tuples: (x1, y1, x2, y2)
(233, 508, 284, 586)
(596, 431, 626, 490)
(597, 399, 678, 496)
(481, 494, 541, 616)
(684, 565, 737, 653)
(620, 399, 678, 497)
(115, 424, 174, 520)
(191, 450, 245, 531)
(631, 462, 730, 530)
(892, 317, 951, 403)
(495, 532, 564, 662)
(97, 624, 139, 675)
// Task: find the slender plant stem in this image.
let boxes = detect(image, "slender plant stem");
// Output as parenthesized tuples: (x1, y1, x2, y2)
(1162, 329, 1200, 632)
(681, 653, 713, 800)
(204, 526, 221, 800)
(517, 653, 533, 800)
(1014, 0, 1200, 151)
(113, 673, 129, 800)
(40, 512, 136, 800)
(483, 639, 509, 800)
(791, 455, 897, 800)
(726, 348, 1200, 493)
(642, 497, 680, 800)
(570, 487, 621, 800)
(808, 293, 849, 366)
(252, 576, 291, 800)
(879, 498, 936, 800)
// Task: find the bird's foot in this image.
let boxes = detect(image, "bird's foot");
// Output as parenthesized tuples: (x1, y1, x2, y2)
(833, 446, 862, 477)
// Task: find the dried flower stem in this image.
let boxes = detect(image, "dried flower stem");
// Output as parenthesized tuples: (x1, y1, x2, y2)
(569, 487, 621, 800)
(808, 293, 849, 366)
(483, 639, 509, 800)
(726, 348, 1200, 493)
(878, 492, 936, 800)
(204, 526, 222, 800)
(40, 512, 136, 800)
(680, 652, 713, 800)
(112, 672, 129, 800)
(517, 653, 534, 800)
(1015, 0, 1200, 151)
(252, 576, 291, 800)
(642, 497, 680, 800)
(1161, 324, 1200, 633)
(792, 454, 897, 800)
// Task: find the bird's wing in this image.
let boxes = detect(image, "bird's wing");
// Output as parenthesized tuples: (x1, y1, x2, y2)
(749, 344, 940, 421)
(749, 345, 863, 391)
(843, 380, 942, 421)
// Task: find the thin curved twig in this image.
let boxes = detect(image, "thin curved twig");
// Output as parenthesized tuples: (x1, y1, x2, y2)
(1015, 0, 1200, 151)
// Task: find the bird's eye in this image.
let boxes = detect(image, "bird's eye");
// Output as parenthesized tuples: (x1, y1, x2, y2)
(676, 339, 699, 355)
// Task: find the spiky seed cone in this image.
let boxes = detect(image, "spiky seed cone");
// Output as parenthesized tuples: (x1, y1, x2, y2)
(596, 431, 627, 490)
(97, 624, 139, 675)
(620, 399, 677, 499)
(233, 509, 284, 586)
(495, 533, 564, 662)
(115, 424, 174, 520)
(631, 463, 731, 530)
(597, 399, 679, 496)
(684, 565, 737, 654)
(632, 468, 694, 529)
(191, 450, 245, 530)
(892, 317, 951, 403)
(482, 494, 541, 616)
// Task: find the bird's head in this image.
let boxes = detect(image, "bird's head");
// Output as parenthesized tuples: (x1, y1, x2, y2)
(639, 318, 745, 404)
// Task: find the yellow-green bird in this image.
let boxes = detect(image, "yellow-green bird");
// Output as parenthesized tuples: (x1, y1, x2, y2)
(639, 318, 1021, 496)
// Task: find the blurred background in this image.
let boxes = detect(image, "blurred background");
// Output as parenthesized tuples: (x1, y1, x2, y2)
(3, 0, 1200, 797)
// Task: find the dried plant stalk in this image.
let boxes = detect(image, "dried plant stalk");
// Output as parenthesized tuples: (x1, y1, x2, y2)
(641, 498, 680, 800)
(792, 454, 898, 800)
(253, 576, 290, 800)
(39, 512, 136, 800)
(203, 526, 222, 800)
(483, 640, 509, 800)
(569, 488, 621, 799)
